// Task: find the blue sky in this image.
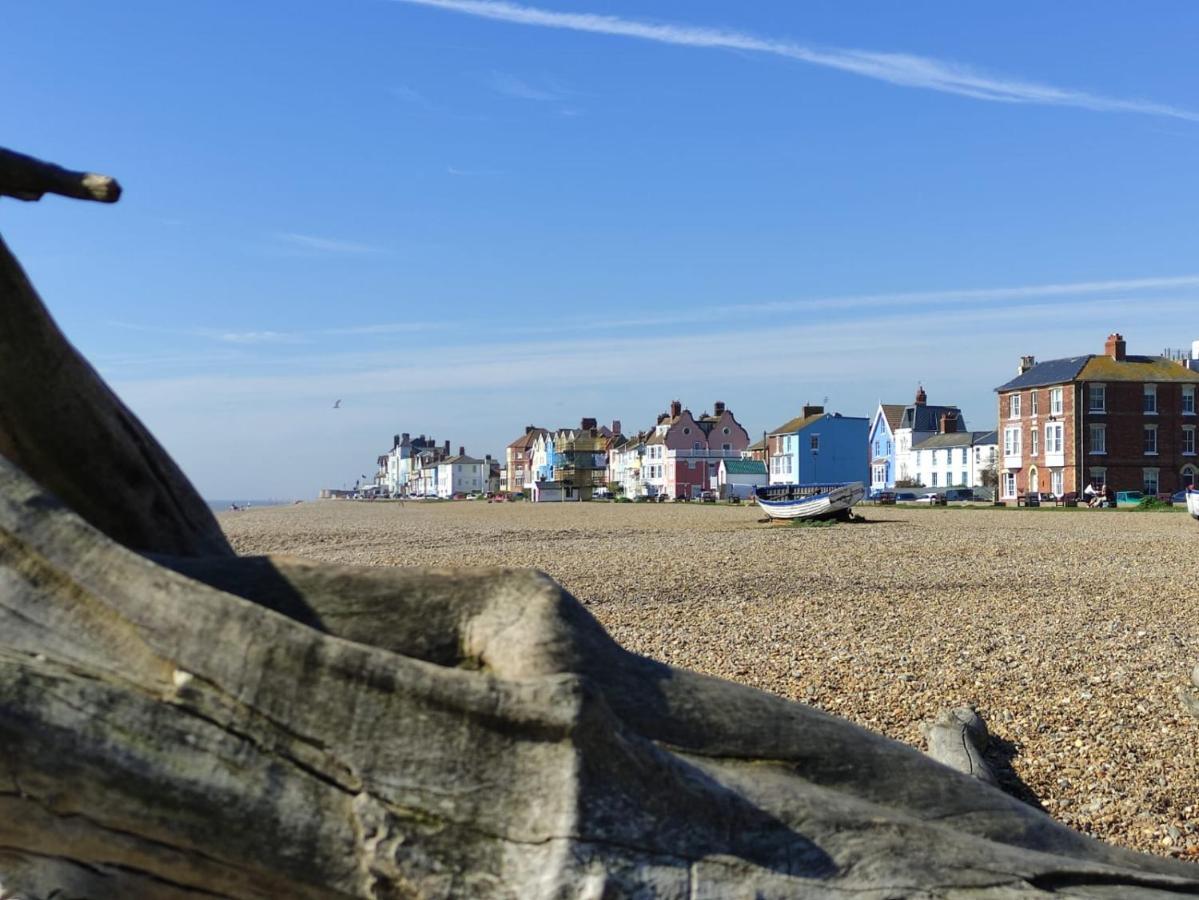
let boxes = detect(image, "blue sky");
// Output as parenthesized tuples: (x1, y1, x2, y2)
(5, 1, 1198, 497)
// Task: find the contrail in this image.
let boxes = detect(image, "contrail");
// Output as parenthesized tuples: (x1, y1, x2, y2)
(393, 0, 1199, 122)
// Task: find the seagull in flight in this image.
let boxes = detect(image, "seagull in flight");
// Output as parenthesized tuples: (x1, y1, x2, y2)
(333, 399, 342, 409)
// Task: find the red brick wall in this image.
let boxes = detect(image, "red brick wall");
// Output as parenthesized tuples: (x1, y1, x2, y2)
(997, 384, 1079, 496)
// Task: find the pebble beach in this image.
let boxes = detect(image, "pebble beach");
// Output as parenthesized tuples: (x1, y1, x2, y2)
(220, 499, 1199, 859)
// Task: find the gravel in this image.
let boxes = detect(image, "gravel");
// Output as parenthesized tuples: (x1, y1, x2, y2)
(220, 500, 1199, 859)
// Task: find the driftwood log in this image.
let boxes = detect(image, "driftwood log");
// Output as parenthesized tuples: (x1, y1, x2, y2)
(922, 706, 999, 787)
(3, 149, 1199, 898)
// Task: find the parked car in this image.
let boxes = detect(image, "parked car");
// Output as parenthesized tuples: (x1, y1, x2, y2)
(894, 491, 919, 502)
(700, 490, 717, 503)
(1171, 489, 1189, 505)
(943, 488, 976, 502)
(869, 490, 896, 504)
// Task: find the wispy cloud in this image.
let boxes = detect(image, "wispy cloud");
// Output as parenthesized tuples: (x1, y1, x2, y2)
(274, 232, 389, 255)
(393, 0, 1199, 122)
(487, 70, 560, 101)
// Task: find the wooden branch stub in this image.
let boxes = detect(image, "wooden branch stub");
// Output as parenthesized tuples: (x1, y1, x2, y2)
(922, 706, 999, 786)
(0, 148, 121, 204)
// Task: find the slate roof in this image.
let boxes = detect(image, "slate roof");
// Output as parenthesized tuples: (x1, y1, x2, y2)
(722, 458, 767, 476)
(994, 356, 1090, 391)
(898, 405, 964, 432)
(440, 455, 484, 466)
(912, 430, 998, 451)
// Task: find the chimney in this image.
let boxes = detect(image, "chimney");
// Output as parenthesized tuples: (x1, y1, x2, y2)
(670, 400, 682, 418)
(802, 404, 824, 419)
(1104, 332, 1126, 361)
(459, 445, 465, 457)
(444, 440, 451, 453)
(525, 425, 535, 435)
(714, 401, 726, 416)
(401, 432, 410, 443)
(611, 419, 621, 435)
(1018, 355, 1036, 375)
(915, 385, 927, 406)
(581, 417, 597, 430)
(657, 412, 668, 425)
(939, 413, 958, 434)
(393, 434, 400, 448)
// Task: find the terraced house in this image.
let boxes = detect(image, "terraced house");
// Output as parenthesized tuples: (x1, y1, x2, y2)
(995, 333, 1199, 500)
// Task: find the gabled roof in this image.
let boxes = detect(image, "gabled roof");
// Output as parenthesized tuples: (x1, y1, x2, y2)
(439, 455, 483, 466)
(507, 428, 547, 450)
(995, 356, 1090, 391)
(880, 404, 905, 432)
(722, 458, 767, 475)
(746, 437, 766, 452)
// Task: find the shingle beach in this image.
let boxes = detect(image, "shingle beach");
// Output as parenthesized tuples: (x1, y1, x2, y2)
(221, 500, 1199, 858)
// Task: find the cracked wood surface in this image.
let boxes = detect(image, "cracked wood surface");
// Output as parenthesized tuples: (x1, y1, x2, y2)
(2, 148, 1198, 897)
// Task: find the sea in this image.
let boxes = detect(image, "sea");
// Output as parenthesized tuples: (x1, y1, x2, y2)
(206, 499, 296, 512)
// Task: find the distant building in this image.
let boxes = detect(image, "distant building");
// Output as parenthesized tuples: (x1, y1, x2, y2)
(537, 418, 616, 502)
(385, 433, 449, 496)
(867, 403, 905, 491)
(643, 400, 750, 499)
(893, 387, 966, 484)
(911, 426, 998, 490)
(435, 449, 486, 498)
(718, 457, 768, 499)
(766, 405, 868, 486)
(505, 426, 547, 494)
(995, 333, 1199, 499)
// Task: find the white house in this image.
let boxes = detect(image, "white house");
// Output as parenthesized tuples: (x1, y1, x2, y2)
(911, 430, 998, 490)
(893, 386, 966, 484)
(435, 453, 486, 498)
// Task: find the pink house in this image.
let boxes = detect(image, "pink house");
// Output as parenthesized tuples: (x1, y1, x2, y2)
(643, 400, 751, 499)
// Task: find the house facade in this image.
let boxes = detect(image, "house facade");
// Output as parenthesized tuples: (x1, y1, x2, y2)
(767, 405, 869, 486)
(642, 400, 750, 499)
(995, 333, 1199, 499)
(892, 387, 966, 484)
(435, 452, 486, 498)
(505, 426, 546, 494)
(868, 403, 905, 491)
(910, 428, 998, 490)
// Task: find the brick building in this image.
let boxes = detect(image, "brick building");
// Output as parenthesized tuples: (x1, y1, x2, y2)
(995, 333, 1199, 500)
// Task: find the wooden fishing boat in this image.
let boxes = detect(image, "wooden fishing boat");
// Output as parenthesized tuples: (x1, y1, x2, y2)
(1187, 486, 1199, 520)
(754, 481, 866, 521)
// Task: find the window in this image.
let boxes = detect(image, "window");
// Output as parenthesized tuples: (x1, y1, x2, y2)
(960, 447, 968, 465)
(1144, 425, 1158, 455)
(916, 450, 923, 466)
(1030, 430, 1039, 456)
(1031, 392, 1039, 416)
(722, 443, 731, 451)
(1008, 394, 1021, 418)
(1003, 472, 1016, 498)
(1143, 468, 1159, 495)
(810, 435, 820, 452)
(1045, 423, 1064, 455)
(1051, 470, 1063, 496)
(1184, 426, 1196, 455)
(1050, 387, 1063, 416)
(1143, 384, 1157, 414)
(1182, 466, 1197, 488)
(1089, 384, 1106, 412)
(1003, 426, 1021, 457)
(785, 456, 793, 474)
(1184, 386, 1196, 415)
(931, 472, 938, 486)
(722, 426, 730, 435)
(1090, 424, 1106, 455)
(693, 441, 703, 451)
(1029, 468, 1039, 493)
(960, 471, 968, 486)
(683, 427, 691, 435)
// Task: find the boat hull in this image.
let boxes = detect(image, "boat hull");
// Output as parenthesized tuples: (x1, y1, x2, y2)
(1187, 487, 1199, 520)
(754, 482, 866, 521)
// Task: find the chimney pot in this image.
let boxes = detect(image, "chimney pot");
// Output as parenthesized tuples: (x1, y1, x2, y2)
(611, 419, 621, 435)
(670, 400, 682, 418)
(459, 445, 465, 456)
(714, 401, 726, 416)
(915, 385, 927, 406)
(802, 404, 824, 419)
(444, 440, 450, 453)
(1018, 355, 1036, 375)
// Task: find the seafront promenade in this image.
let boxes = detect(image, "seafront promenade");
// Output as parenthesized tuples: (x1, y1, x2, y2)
(220, 501, 1199, 860)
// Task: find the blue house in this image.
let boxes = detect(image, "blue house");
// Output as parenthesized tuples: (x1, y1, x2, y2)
(767, 405, 869, 486)
(868, 403, 906, 492)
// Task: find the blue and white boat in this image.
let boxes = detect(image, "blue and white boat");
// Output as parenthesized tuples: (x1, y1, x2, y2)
(1187, 486, 1199, 521)
(754, 482, 866, 521)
